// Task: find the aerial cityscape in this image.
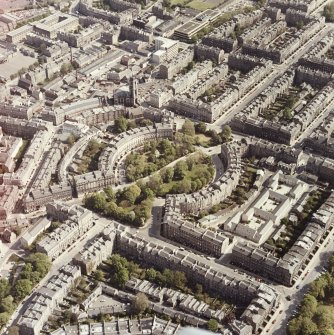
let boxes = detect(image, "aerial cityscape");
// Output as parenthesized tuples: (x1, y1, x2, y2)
(0, 0, 334, 333)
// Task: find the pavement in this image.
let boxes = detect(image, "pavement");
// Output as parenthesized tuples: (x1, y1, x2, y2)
(3, 216, 109, 333)
(261, 226, 334, 335)
(212, 23, 333, 129)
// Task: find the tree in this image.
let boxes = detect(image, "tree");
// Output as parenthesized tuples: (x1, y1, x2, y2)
(104, 186, 116, 202)
(147, 174, 163, 194)
(14, 279, 32, 300)
(207, 129, 222, 145)
(26, 253, 52, 278)
(173, 271, 187, 289)
(104, 201, 119, 217)
(296, 20, 304, 29)
(145, 268, 157, 282)
(161, 268, 174, 287)
(299, 317, 318, 335)
(112, 267, 129, 288)
(123, 185, 141, 205)
(309, 277, 328, 300)
(195, 283, 203, 295)
(60, 62, 73, 75)
(288, 317, 302, 335)
(221, 125, 232, 142)
(283, 107, 293, 120)
(0, 296, 15, 313)
(174, 161, 188, 180)
(0, 279, 10, 300)
(172, 179, 192, 194)
(182, 119, 195, 137)
(160, 167, 174, 183)
(314, 310, 332, 330)
(17, 68, 27, 76)
(66, 134, 76, 146)
(139, 119, 153, 127)
(0, 312, 10, 328)
(131, 293, 149, 315)
(324, 2, 334, 22)
(38, 43, 47, 54)
(8, 326, 20, 335)
(300, 294, 318, 318)
(85, 193, 107, 212)
(328, 254, 334, 275)
(196, 122, 207, 134)
(94, 270, 105, 281)
(114, 116, 128, 133)
(207, 319, 218, 332)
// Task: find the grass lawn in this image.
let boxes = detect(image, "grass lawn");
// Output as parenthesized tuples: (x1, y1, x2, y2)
(159, 162, 213, 195)
(187, 0, 215, 10)
(195, 134, 212, 147)
(171, 0, 189, 5)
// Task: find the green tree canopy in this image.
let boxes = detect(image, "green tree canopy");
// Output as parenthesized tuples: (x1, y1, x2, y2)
(114, 116, 128, 133)
(174, 161, 188, 180)
(182, 119, 195, 137)
(0, 279, 10, 300)
(0, 296, 15, 314)
(131, 293, 149, 315)
(207, 319, 218, 332)
(14, 279, 32, 300)
(300, 294, 318, 318)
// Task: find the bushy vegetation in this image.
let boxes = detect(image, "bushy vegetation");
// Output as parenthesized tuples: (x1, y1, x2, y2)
(113, 116, 153, 134)
(77, 139, 106, 174)
(98, 254, 231, 313)
(124, 136, 195, 182)
(324, 2, 334, 22)
(85, 152, 214, 225)
(84, 184, 153, 227)
(0, 253, 51, 330)
(288, 255, 334, 335)
(267, 190, 329, 257)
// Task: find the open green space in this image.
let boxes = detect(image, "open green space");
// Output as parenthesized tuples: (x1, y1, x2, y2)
(97, 254, 233, 315)
(0, 253, 52, 331)
(76, 139, 107, 174)
(187, 0, 216, 10)
(288, 254, 334, 335)
(267, 190, 330, 257)
(85, 151, 214, 226)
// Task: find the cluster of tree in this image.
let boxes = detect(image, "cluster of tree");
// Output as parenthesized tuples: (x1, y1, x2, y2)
(66, 133, 78, 147)
(271, 191, 328, 257)
(125, 135, 195, 182)
(0, 253, 51, 329)
(324, 2, 334, 22)
(60, 62, 74, 76)
(124, 119, 219, 182)
(103, 254, 188, 291)
(97, 255, 230, 324)
(195, 122, 232, 145)
(84, 184, 153, 227)
(131, 293, 149, 315)
(146, 152, 214, 196)
(16, 12, 50, 28)
(282, 95, 298, 120)
(113, 116, 153, 134)
(288, 258, 334, 335)
(77, 139, 106, 174)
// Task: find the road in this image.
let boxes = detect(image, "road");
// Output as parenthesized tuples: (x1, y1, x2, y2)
(3, 216, 109, 333)
(212, 24, 333, 128)
(261, 225, 334, 335)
